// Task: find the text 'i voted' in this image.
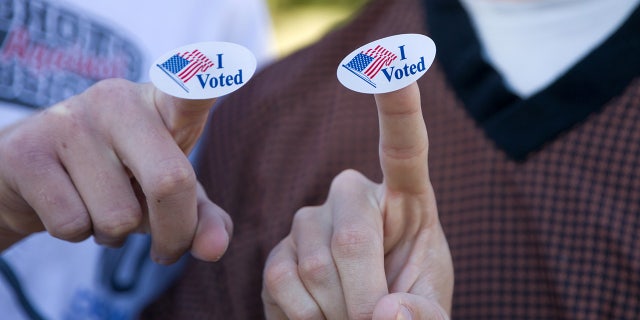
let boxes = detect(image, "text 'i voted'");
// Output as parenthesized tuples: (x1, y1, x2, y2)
(337, 34, 436, 94)
(150, 42, 256, 99)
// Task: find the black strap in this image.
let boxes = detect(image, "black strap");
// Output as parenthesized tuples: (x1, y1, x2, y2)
(0, 256, 46, 320)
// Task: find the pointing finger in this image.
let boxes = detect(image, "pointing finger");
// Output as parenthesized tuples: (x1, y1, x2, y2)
(151, 86, 217, 154)
(374, 82, 429, 194)
(149, 41, 257, 154)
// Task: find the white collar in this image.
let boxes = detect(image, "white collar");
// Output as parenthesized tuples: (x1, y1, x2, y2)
(459, 0, 640, 98)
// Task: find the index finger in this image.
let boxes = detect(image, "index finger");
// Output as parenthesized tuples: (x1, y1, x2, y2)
(374, 82, 429, 194)
(152, 86, 217, 154)
(96, 81, 217, 263)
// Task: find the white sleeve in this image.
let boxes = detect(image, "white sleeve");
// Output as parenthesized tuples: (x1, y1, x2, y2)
(209, 0, 276, 67)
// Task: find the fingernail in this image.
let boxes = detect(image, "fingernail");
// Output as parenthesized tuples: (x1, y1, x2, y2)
(396, 306, 412, 320)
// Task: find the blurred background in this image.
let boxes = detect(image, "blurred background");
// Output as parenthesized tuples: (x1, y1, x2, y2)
(266, 0, 368, 57)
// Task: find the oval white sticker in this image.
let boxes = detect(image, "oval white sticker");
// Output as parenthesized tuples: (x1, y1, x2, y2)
(337, 34, 436, 94)
(150, 41, 257, 99)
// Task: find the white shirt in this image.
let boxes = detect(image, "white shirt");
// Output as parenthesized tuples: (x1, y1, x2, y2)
(460, 0, 640, 98)
(0, 0, 273, 319)
(0, 0, 274, 127)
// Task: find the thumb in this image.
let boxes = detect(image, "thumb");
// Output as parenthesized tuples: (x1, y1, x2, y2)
(151, 84, 217, 153)
(373, 293, 450, 320)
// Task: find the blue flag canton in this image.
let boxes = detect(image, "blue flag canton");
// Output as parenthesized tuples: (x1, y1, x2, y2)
(345, 53, 374, 72)
(161, 54, 190, 74)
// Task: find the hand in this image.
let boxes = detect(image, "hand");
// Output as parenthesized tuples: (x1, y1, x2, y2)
(262, 82, 453, 319)
(0, 79, 232, 264)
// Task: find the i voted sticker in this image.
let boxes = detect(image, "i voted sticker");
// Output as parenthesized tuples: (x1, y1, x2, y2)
(150, 41, 256, 99)
(337, 34, 436, 94)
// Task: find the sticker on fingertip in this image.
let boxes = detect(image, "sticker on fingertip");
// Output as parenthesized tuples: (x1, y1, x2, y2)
(337, 34, 436, 94)
(150, 42, 257, 99)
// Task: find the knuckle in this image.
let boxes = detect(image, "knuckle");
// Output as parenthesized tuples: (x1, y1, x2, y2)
(3, 131, 49, 171)
(94, 205, 142, 239)
(380, 139, 428, 161)
(47, 212, 91, 241)
(329, 169, 367, 194)
(289, 307, 323, 320)
(73, 79, 147, 128)
(84, 78, 135, 100)
(298, 250, 335, 285)
(80, 79, 142, 116)
(291, 207, 316, 228)
(148, 158, 196, 200)
(334, 169, 365, 185)
(331, 226, 380, 258)
(263, 259, 297, 292)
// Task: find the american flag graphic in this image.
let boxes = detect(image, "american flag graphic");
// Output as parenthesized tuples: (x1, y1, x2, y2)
(342, 45, 397, 88)
(157, 49, 214, 92)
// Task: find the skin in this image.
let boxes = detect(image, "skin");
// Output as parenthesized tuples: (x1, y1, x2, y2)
(0, 78, 454, 318)
(0, 79, 232, 264)
(262, 82, 454, 320)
